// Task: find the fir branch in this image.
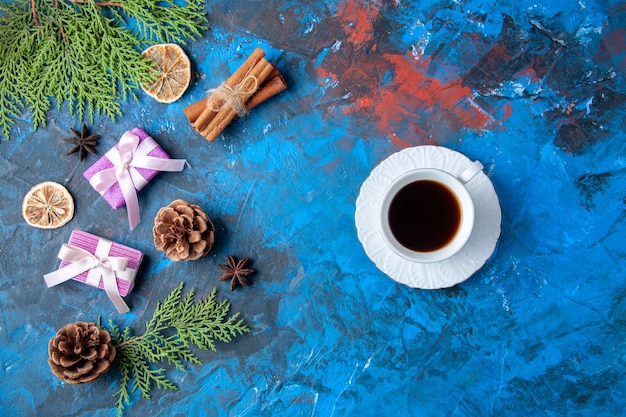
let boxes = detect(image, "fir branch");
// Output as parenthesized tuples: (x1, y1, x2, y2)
(0, 0, 207, 140)
(102, 283, 251, 416)
(114, 355, 132, 415)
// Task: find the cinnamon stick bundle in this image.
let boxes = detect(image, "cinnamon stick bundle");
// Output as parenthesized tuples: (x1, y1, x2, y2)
(184, 48, 287, 142)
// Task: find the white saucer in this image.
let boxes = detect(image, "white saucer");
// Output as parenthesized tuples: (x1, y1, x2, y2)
(355, 145, 501, 289)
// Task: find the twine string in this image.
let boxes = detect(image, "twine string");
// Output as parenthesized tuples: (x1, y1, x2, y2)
(206, 75, 259, 117)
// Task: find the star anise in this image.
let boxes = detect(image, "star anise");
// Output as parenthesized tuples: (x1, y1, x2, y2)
(64, 124, 100, 161)
(218, 255, 254, 291)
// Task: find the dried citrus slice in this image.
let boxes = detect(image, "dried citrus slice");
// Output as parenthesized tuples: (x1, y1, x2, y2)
(22, 181, 74, 229)
(141, 43, 191, 103)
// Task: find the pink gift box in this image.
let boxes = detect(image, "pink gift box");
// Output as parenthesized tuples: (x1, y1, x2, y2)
(83, 127, 171, 209)
(57, 230, 143, 296)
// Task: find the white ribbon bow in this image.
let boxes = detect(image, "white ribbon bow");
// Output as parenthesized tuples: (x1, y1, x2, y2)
(44, 242, 133, 314)
(89, 131, 186, 230)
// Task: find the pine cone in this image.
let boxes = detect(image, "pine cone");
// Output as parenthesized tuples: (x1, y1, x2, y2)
(153, 199, 215, 261)
(48, 322, 116, 384)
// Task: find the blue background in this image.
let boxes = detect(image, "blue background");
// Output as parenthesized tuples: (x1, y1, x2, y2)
(1, 0, 625, 416)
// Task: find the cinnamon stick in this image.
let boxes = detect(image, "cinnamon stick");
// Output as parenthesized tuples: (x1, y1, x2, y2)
(183, 69, 285, 121)
(183, 48, 287, 142)
(246, 68, 286, 110)
(199, 58, 275, 142)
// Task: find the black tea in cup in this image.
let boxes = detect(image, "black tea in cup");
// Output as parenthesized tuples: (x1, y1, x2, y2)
(387, 180, 462, 252)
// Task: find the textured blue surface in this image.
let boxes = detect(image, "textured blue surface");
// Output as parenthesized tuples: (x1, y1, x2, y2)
(1, 0, 626, 416)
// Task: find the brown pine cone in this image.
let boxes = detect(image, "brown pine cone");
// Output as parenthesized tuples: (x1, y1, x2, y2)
(48, 322, 116, 384)
(153, 199, 215, 262)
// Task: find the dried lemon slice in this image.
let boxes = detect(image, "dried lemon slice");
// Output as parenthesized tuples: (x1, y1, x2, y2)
(22, 181, 74, 229)
(141, 43, 191, 103)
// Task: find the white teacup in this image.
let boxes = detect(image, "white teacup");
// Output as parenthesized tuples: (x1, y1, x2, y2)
(378, 161, 483, 263)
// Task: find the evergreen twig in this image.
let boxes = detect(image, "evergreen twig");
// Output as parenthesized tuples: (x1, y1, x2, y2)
(100, 283, 251, 416)
(0, 0, 207, 140)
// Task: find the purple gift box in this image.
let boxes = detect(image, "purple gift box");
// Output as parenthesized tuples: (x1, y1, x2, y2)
(52, 230, 143, 296)
(83, 127, 171, 209)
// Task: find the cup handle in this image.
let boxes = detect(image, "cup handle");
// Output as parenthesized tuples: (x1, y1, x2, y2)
(457, 160, 484, 184)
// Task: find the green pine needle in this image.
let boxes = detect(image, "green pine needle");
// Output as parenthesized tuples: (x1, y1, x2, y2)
(101, 283, 251, 416)
(0, 0, 207, 140)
